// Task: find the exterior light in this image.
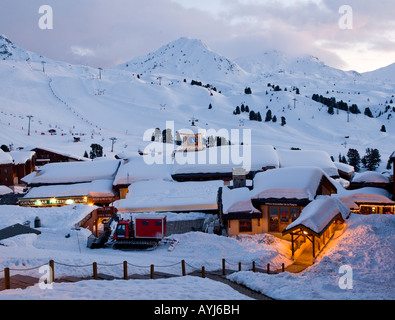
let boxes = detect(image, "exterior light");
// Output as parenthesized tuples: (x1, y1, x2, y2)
(50, 198, 57, 204)
(35, 200, 43, 206)
(65, 199, 75, 205)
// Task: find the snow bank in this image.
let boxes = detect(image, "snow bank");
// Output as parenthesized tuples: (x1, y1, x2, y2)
(228, 214, 395, 300)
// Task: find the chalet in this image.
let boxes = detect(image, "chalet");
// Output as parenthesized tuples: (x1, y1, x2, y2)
(282, 196, 350, 263)
(0, 150, 14, 186)
(349, 171, 391, 192)
(334, 187, 395, 215)
(19, 159, 121, 207)
(9, 150, 36, 185)
(391, 151, 395, 200)
(220, 167, 338, 237)
(25, 146, 89, 166)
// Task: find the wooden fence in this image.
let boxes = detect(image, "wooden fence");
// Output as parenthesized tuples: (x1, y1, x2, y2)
(1, 259, 286, 290)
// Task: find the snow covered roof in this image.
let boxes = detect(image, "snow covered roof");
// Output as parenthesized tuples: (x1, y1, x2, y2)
(252, 167, 335, 201)
(0, 149, 13, 165)
(284, 196, 350, 236)
(172, 145, 279, 175)
(352, 171, 390, 184)
(221, 187, 259, 215)
(25, 146, 90, 162)
(113, 156, 173, 186)
(333, 187, 395, 209)
(0, 185, 13, 196)
(277, 149, 339, 177)
(114, 180, 222, 213)
(9, 151, 35, 165)
(27, 159, 121, 185)
(334, 162, 355, 174)
(23, 179, 115, 200)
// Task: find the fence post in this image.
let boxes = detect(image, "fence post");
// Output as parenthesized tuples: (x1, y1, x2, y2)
(201, 266, 205, 278)
(49, 260, 55, 283)
(181, 260, 186, 276)
(238, 262, 242, 272)
(282, 263, 285, 273)
(222, 259, 226, 276)
(93, 262, 98, 280)
(123, 261, 128, 280)
(267, 263, 270, 274)
(150, 264, 154, 280)
(252, 261, 256, 273)
(4, 268, 10, 290)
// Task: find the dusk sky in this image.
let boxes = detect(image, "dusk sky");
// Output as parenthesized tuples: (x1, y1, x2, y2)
(1, 0, 394, 72)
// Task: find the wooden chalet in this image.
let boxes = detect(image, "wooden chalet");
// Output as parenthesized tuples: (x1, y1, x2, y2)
(391, 151, 395, 200)
(19, 159, 121, 208)
(0, 150, 36, 187)
(220, 167, 338, 237)
(25, 146, 89, 166)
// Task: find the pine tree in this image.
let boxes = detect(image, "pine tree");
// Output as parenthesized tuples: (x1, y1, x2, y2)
(249, 111, 256, 121)
(208, 103, 212, 110)
(281, 116, 286, 126)
(328, 105, 334, 115)
(89, 144, 103, 159)
(83, 150, 89, 158)
(364, 107, 373, 118)
(381, 125, 386, 132)
(272, 115, 277, 123)
(265, 110, 272, 122)
(257, 112, 262, 122)
(361, 148, 381, 171)
(347, 148, 361, 172)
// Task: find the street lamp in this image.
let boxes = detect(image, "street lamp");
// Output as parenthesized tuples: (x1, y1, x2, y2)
(27, 115, 33, 136)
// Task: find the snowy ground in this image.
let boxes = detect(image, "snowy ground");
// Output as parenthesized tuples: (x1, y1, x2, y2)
(0, 204, 393, 300)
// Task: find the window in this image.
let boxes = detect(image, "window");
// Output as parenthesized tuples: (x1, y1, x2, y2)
(142, 221, 149, 226)
(269, 206, 302, 232)
(239, 219, 252, 232)
(155, 221, 162, 226)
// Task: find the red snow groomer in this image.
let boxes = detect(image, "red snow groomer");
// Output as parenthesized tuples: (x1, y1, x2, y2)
(112, 215, 167, 249)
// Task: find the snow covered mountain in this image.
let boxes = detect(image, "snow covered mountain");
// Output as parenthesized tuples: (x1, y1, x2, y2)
(0, 34, 48, 63)
(0, 35, 395, 171)
(115, 37, 247, 82)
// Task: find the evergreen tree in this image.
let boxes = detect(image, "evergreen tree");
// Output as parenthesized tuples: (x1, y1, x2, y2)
(89, 144, 103, 159)
(347, 148, 361, 172)
(0, 145, 10, 152)
(272, 115, 277, 123)
(249, 111, 256, 121)
(381, 125, 386, 132)
(208, 103, 212, 110)
(361, 148, 381, 171)
(244, 87, 252, 94)
(328, 105, 334, 115)
(364, 107, 373, 118)
(245, 105, 249, 112)
(257, 112, 262, 122)
(235, 106, 241, 115)
(83, 150, 89, 158)
(265, 110, 272, 122)
(281, 116, 286, 126)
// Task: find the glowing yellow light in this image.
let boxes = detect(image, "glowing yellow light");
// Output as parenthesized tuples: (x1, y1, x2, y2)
(65, 199, 75, 205)
(50, 198, 57, 204)
(303, 231, 309, 235)
(35, 200, 43, 206)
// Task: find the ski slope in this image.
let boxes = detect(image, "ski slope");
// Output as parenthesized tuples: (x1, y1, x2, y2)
(1, 35, 395, 168)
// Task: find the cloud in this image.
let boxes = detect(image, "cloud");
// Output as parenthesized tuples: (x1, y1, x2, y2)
(71, 46, 95, 57)
(0, 0, 393, 72)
